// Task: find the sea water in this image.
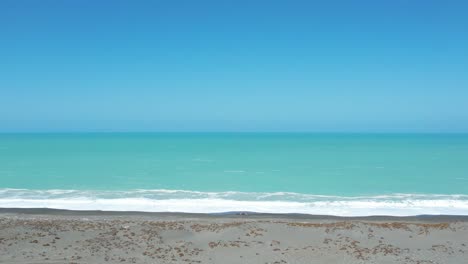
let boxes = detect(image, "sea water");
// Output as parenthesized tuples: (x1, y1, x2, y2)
(1, 133, 467, 216)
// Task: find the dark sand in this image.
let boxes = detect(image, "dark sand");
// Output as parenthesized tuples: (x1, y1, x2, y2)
(1, 208, 468, 263)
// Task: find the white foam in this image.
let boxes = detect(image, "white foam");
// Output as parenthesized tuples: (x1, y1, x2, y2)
(1, 189, 468, 216)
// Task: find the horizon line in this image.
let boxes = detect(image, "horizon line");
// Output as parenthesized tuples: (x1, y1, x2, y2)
(1, 131, 467, 134)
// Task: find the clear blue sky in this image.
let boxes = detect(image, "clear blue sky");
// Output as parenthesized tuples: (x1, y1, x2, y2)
(1, 0, 467, 132)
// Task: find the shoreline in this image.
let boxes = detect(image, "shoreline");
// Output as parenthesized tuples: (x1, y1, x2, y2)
(2, 207, 468, 222)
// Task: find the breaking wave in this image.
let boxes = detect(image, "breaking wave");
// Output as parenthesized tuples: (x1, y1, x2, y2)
(1, 189, 468, 216)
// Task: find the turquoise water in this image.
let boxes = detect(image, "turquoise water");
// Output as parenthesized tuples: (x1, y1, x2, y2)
(1, 133, 468, 215)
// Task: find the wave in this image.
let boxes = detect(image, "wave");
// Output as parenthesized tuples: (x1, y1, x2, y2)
(1, 188, 468, 216)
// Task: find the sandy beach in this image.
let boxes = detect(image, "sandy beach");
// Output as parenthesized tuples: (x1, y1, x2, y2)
(0, 209, 467, 263)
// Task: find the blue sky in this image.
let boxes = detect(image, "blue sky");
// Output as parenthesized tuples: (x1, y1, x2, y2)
(1, 0, 467, 132)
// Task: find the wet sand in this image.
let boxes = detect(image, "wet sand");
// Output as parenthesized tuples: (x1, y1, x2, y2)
(1, 209, 468, 263)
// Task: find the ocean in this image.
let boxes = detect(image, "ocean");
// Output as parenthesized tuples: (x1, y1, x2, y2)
(1, 133, 467, 216)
